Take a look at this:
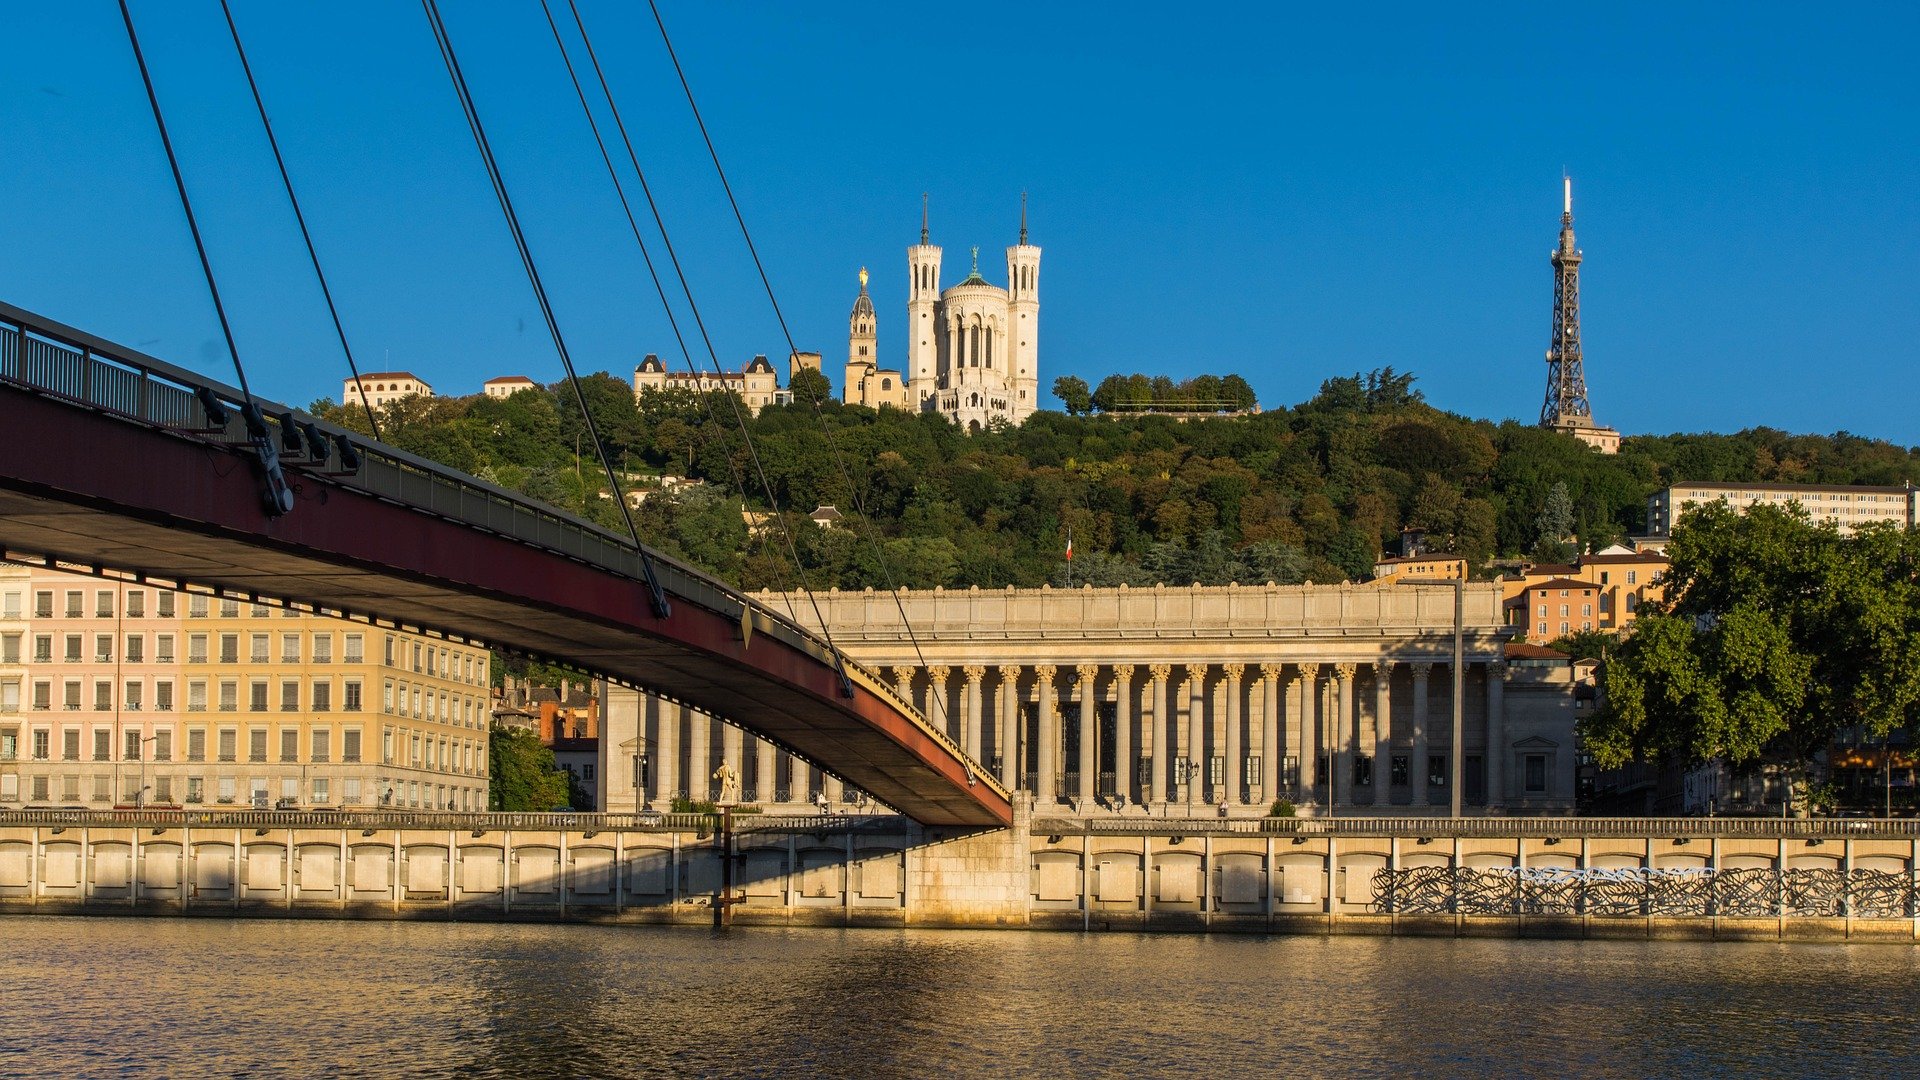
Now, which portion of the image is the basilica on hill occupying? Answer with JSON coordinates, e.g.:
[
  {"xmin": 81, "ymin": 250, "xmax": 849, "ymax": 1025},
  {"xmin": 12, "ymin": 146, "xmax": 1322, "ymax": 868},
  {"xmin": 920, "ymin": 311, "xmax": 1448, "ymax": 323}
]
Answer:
[{"xmin": 843, "ymin": 197, "xmax": 1041, "ymax": 432}]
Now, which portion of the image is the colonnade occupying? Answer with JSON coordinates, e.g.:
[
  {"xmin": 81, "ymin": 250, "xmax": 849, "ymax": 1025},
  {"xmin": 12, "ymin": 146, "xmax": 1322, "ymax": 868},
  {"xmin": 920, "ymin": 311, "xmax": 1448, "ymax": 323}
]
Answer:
[{"xmin": 631, "ymin": 659, "xmax": 1512, "ymax": 815}]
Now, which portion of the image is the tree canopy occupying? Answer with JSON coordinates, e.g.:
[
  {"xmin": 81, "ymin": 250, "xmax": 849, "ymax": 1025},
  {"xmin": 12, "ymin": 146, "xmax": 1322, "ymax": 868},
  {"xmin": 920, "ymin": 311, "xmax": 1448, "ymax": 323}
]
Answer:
[
  {"xmin": 310, "ymin": 369, "xmax": 1920, "ymax": 597},
  {"xmin": 1584, "ymin": 503, "xmax": 1920, "ymax": 774}
]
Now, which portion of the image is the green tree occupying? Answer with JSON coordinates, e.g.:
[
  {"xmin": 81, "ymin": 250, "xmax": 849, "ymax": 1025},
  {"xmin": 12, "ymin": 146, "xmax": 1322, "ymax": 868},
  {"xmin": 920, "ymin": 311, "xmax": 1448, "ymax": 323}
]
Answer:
[
  {"xmin": 1532, "ymin": 481, "xmax": 1576, "ymax": 562},
  {"xmin": 1584, "ymin": 504, "xmax": 1920, "ymax": 785},
  {"xmin": 788, "ymin": 366, "xmax": 833, "ymax": 407},
  {"xmin": 489, "ymin": 728, "xmax": 575, "ymax": 811},
  {"xmin": 1052, "ymin": 375, "xmax": 1092, "ymax": 416}
]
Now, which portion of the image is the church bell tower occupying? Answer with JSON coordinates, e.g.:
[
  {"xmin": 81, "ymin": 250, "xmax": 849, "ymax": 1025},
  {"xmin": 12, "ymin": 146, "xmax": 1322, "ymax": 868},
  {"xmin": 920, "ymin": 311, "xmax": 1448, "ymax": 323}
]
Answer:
[{"xmin": 906, "ymin": 194, "xmax": 942, "ymax": 411}]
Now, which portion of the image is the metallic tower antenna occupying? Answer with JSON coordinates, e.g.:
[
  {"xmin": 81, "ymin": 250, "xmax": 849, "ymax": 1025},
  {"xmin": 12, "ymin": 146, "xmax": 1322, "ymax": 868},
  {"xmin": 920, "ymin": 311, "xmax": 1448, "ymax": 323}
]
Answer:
[{"xmin": 1540, "ymin": 175, "xmax": 1594, "ymax": 428}]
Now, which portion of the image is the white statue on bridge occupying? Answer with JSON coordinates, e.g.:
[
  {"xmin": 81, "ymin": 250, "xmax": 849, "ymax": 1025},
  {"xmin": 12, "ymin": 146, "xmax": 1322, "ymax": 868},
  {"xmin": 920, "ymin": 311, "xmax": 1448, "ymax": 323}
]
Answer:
[{"xmin": 713, "ymin": 763, "xmax": 740, "ymax": 805}]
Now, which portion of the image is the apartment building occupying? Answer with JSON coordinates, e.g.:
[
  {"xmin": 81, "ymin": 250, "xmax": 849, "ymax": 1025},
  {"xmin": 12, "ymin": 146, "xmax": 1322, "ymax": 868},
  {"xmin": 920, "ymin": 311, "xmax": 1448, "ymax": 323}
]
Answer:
[
  {"xmin": 1501, "ymin": 544, "xmax": 1669, "ymax": 639},
  {"xmin": 1647, "ymin": 481, "xmax": 1915, "ymax": 537},
  {"xmin": 0, "ymin": 564, "xmax": 489, "ymax": 810}
]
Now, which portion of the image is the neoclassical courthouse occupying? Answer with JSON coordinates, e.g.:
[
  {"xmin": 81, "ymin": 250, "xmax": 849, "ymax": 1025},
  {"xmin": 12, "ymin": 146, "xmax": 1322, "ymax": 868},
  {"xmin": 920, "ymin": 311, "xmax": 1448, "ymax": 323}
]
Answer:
[
  {"xmin": 843, "ymin": 201, "xmax": 1041, "ymax": 431},
  {"xmin": 600, "ymin": 582, "xmax": 1580, "ymax": 817}
]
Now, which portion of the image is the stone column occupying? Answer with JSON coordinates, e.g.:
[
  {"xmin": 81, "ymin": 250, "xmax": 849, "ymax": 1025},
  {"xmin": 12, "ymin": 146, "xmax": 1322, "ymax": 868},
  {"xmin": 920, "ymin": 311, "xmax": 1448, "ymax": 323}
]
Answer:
[
  {"xmin": 1410, "ymin": 663, "xmax": 1432, "ymax": 809},
  {"xmin": 997, "ymin": 665, "xmax": 1020, "ymax": 790},
  {"xmin": 1332, "ymin": 665, "xmax": 1356, "ymax": 809},
  {"xmin": 823, "ymin": 772, "xmax": 843, "ymax": 807},
  {"xmin": 1034, "ymin": 665, "xmax": 1058, "ymax": 806},
  {"xmin": 788, "ymin": 754, "xmax": 809, "ymax": 804},
  {"xmin": 1260, "ymin": 664, "xmax": 1282, "ymax": 804},
  {"xmin": 1077, "ymin": 664, "xmax": 1098, "ymax": 808},
  {"xmin": 962, "ymin": 666, "xmax": 985, "ymax": 765},
  {"xmin": 1487, "ymin": 661, "xmax": 1508, "ymax": 811},
  {"xmin": 893, "ymin": 666, "xmax": 913, "ymax": 705},
  {"xmin": 1222, "ymin": 664, "xmax": 1244, "ymax": 807},
  {"xmin": 721, "ymin": 722, "xmax": 743, "ymax": 802},
  {"xmin": 755, "ymin": 738, "xmax": 775, "ymax": 804},
  {"xmin": 1186, "ymin": 668, "xmax": 1206, "ymax": 810},
  {"xmin": 1149, "ymin": 664, "xmax": 1171, "ymax": 807},
  {"xmin": 688, "ymin": 711, "xmax": 711, "ymax": 801},
  {"xmin": 1295, "ymin": 665, "xmax": 1319, "ymax": 801},
  {"xmin": 925, "ymin": 665, "xmax": 951, "ymax": 740},
  {"xmin": 1373, "ymin": 661, "xmax": 1393, "ymax": 809},
  {"xmin": 657, "ymin": 699, "xmax": 680, "ymax": 800},
  {"xmin": 1113, "ymin": 664, "xmax": 1136, "ymax": 807}
]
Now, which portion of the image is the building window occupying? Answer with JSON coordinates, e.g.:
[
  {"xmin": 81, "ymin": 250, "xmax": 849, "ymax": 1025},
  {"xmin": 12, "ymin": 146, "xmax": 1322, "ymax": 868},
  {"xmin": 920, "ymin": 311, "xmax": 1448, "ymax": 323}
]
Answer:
[
  {"xmin": 65, "ymin": 591, "xmax": 82, "ymax": 618},
  {"xmin": 281, "ymin": 728, "xmax": 298, "ymax": 763},
  {"xmin": 313, "ymin": 682, "xmax": 332, "ymax": 713},
  {"xmin": 95, "ymin": 635, "xmax": 113, "ymax": 663},
  {"xmin": 312, "ymin": 728, "xmax": 331, "ymax": 764},
  {"xmin": 156, "ymin": 593, "xmax": 175, "ymax": 618},
  {"xmin": 1626, "ymin": 571, "xmax": 1638, "ymax": 585},
  {"xmin": 250, "ymin": 634, "xmax": 269, "ymax": 663},
  {"xmin": 282, "ymin": 634, "xmax": 300, "ymax": 664},
  {"xmin": 188, "ymin": 729, "xmax": 206, "ymax": 762},
  {"xmin": 34, "ymin": 591, "xmax": 53, "ymax": 619},
  {"xmin": 125, "ymin": 635, "xmax": 144, "ymax": 663},
  {"xmin": 315, "ymin": 634, "xmax": 335, "ymax": 664},
  {"xmin": 155, "ymin": 682, "xmax": 174, "ymax": 712},
  {"xmin": 219, "ymin": 635, "xmax": 238, "ymax": 664},
  {"xmin": 248, "ymin": 682, "xmax": 267, "ymax": 712},
  {"xmin": 249, "ymin": 728, "xmax": 268, "ymax": 763},
  {"xmin": 1524, "ymin": 754, "xmax": 1548, "ymax": 794},
  {"xmin": 1427, "ymin": 755, "xmax": 1447, "ymax": 787},
  {"xmin": 189, "ymin": 595, "xmax": 208, "ymax": 618},
  {"xmin": 126, "ymin": 590, "xmax": 145, "ymax": 618},
  {"xmin": 343, "ymin": 728, "xmax": 362, "ymax": 764},
  {"xmin": 344, "ymin": 681, "xmax": 363, "ymax": 712},
  {"xmin": 95, "ymin": 590, "xmax": 114, "ymax": 618},
  {"xmin": 344, "ymin": 634, "xmax": 362, "ymax": 664},
  {"xmin": 280, "ymin": 681, "xmax": 299, "ymax": 712},
  {"xmin": 93, "ymin": 728, "xmax": 111, "ymax": 761}
]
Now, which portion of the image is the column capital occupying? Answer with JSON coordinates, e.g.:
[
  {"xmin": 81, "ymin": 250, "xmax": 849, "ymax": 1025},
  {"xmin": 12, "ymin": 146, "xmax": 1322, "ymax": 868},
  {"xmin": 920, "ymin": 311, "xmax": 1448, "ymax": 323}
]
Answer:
[
  {"xmin": 1034, "ymin": 664, "xmax": 1057, "ymax": 683},
  {"xmin": 1260, "ymin": 662, "xmax": 1284, "ymax": 682},
  {"xmin": 1410, "ymin": 662, "xmax": 1434, "ymax": 679},
  {"xmin": 1333, "ymin": 663, "xmax": 1357, "ymax": 681},
  {"xmin": 926, "ymin": 664, "xmax": 950, "ymax": 680},
  {"xmin": 1294, "ymin": 662, "xmax": 1321, "ymax": 683},
  {"xmin": 1149, "ymin": 663, "xmax": 1173, "ymax": 681},
  {"xmin": 963, "ymin": 665, "xmax": 986, "ymax": 682},
  {"xmin": 995, "ymin": 663, "xmax": 1020, "ymax": 680},
  {"xmin": 1221, "ymin": 662, "xmax": 1245, "ymax": 680},
  {"xmin": 1113, "ymin": 663, "xmax": 1137, "ymax": 680},
  {"xmin": 1371, "ymin": 659, "xmax": 1394, "ymax": 677},
  {"xmin": 1489, "ymin": 660, "xmax": 1511, "ymax": 680},
  {"xmin": 1075, "ymin": 663, "xmax": 1099, "ymax": 684}
]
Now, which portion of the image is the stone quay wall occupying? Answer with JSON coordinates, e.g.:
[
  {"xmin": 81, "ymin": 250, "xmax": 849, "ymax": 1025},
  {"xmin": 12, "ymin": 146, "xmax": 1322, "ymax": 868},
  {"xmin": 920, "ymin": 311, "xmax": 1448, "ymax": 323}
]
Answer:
[{"xmin": 1, "ymin": 806, "xmax": 1916, "ymax": 942}]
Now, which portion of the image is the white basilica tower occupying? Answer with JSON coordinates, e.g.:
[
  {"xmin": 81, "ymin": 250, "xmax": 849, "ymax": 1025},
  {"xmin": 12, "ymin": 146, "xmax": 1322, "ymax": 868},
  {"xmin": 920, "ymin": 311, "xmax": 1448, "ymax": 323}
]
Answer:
[{"xmin": 901, "ymin": 195, "xmax": 1040, "ymax": 431}]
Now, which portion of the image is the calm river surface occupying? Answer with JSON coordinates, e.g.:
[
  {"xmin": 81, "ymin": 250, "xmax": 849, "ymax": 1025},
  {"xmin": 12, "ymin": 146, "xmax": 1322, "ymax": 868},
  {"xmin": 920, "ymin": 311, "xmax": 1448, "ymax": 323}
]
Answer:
[{"xmin": 0, "ymin": 918, "xmax": 1913, "ymax": 1077}]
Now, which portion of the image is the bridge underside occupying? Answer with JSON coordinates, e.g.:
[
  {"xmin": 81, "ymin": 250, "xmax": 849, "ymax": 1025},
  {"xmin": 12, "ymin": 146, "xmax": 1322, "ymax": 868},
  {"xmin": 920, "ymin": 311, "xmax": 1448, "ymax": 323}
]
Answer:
[{"xmin": 0, "ymin": 385, "xmax": 1008, "ymax": 826}]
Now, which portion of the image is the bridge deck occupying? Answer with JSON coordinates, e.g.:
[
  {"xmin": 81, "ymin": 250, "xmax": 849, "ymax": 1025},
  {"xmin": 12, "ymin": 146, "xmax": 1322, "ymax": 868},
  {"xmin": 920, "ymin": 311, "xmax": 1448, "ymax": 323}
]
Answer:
[{"xmin": 0, "ymin": 302, "xmax": 1009, "ymax": 827}]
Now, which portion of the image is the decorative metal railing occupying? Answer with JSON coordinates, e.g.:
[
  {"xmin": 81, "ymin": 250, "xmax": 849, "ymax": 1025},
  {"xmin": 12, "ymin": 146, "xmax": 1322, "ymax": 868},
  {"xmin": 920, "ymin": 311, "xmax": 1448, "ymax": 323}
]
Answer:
[
  {"xmin": 1033, "ymin": 815, "xmax": 1920, "ymax": 840},
  {"xmin": 0, "ymin": 808, "xmax": 907, "ymax": 833}
]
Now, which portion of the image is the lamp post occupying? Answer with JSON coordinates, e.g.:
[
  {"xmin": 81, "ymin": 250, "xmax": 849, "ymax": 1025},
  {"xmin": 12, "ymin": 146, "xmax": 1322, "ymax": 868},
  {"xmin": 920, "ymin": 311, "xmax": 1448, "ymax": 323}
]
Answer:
[
  {"xmin": 621, "ymin": 736, "xmax": 651, "ymax": 813},
  {"xmin": 1400, "ymin": 577, "xmax": 1466, "ymax": 818},
  {"xmin": 136, "ymin": 734, "xmax": 159, "ymax": 809}
]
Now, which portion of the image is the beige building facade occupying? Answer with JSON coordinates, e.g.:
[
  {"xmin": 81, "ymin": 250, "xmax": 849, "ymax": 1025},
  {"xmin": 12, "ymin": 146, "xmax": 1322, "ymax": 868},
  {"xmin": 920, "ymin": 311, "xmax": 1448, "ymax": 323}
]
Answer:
[
  {"xmin": 0, "ymin": 565, "xmax": 488, "ymax": 811},
  {"xmin": 341, "ymin": 371, "xmax": 432, "ymax": 409},
  {"xmin": 482, "ymin": 375, "xmax": 536, "ymax": 399},
  {"xmin": 1647, "ymin": 481, "xmax": 1916, "ymax": 537},
  {"xmin": 600, "ymin": 582, "xmax": 1578, "ymax": 817},
  {"xmin": 632, "ymin": 354, "xmax": 784, "ymax": 416}
]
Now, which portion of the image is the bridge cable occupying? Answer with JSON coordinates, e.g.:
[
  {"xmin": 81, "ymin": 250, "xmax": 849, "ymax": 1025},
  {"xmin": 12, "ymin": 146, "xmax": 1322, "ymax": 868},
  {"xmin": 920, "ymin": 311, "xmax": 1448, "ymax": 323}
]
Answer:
[
  {"xmin": 634, "ymin": 1, "xmax": 964, "ymax": 752},
  {"xmin": 418, "ymin": 0, "xmax": 670, "ymax": 619},
  {"xmin": 559, "ymin": 0, "xmax": 852, "ymax": 687},
  {"xmin": 216, "ymin": 0, "xmax": 383, "ymax": 444},
  {"xmin": 533, "ymin": 0, "xmax": 799, "ymax": 613},
  {"xmin": 118, "ymin": 0, "xmax": 295, "ymax": 517}
]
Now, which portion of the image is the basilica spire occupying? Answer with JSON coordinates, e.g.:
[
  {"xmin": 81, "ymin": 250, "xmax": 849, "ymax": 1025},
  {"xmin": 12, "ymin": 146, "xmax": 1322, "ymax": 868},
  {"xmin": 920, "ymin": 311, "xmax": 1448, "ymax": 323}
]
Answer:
[
  {"xmin": 1019, "ymin": 190, "xmax": 1028, "ymax": 245},
  {"xmin": 921, "ymin": 192, "xmax": 929, "ymax": 245}
]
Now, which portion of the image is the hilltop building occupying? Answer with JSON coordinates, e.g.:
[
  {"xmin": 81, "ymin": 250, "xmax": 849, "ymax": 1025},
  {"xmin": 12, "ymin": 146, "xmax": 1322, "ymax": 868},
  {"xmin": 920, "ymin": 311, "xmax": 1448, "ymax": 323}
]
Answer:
[
  {"xmin": 1646, "ymin": 481, "xmax": 1917, "ymax": 538},
  {"xmin": 342, "ymin": 371, "xmax": 432, "ymax": 409},
  {"xmin": 1539, "ymin": 178, "xmax": 1620, "ymax": 454},
  {"xmin": 483, "ymin": 375, "xmax": 537, "ymax": 399},
  {"xmin": 845, "ymin": 196, "xmax": 1041, "ymax": 431},
  {"xmin": 632, "ymin": 354, "xmax": 788, "ymax": 416}
]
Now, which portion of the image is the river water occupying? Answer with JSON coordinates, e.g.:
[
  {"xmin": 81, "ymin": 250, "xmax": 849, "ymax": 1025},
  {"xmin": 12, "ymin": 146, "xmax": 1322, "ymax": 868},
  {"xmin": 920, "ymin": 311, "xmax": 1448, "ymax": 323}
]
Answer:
[{"xmin": 0, "ymin": 918, "xmax": 1912, "ymax": 1077}]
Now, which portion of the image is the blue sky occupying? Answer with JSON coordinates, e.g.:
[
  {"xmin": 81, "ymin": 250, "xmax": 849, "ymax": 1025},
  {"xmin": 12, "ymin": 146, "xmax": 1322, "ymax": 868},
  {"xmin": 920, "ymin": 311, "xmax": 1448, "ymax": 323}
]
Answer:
[{"xmin": 3, "ymin": 3, "xmax": 1916, "ymax": 442}]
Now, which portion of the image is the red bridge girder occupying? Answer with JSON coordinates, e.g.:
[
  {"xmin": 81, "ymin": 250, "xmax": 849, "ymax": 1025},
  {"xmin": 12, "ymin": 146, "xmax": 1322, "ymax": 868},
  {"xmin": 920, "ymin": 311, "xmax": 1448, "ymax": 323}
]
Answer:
[{"xmin": 0, "ymin": 384, "xmax": 1009, "ymax": 827}]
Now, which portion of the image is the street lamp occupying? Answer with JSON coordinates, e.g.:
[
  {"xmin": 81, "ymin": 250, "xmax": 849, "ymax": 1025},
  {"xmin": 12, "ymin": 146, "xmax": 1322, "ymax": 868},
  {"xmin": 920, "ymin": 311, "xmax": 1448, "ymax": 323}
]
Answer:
[
  {"xmin": 136, "ymin": 734, "xmax": 160, "ymax": 809},
  {"xmin": 1399, "ymin": 577, "xmax": 1466, "ymax": 818},
  {"xmin": 621, "ymin": 736, "xmax": 651, "ymax": 813}
]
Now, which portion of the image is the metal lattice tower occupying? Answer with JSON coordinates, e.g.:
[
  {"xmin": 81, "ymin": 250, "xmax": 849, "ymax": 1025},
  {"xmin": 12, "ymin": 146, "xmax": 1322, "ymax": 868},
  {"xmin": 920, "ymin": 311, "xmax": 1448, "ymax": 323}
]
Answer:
[{"xmin": 1540, "ymin": 176, "xmax": 1593, "ymax": 428}]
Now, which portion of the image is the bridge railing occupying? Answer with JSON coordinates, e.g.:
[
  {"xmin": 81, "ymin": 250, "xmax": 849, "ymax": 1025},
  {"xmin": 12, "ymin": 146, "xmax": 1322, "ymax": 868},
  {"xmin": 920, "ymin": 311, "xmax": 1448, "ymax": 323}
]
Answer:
[
  {"xmin": 1031, "ymin": 815, "xmax": 1920, "ymax": 840},
  {"xmin": 0, "ymin": 300, "xmax": 1008, "ymax": 806}
]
